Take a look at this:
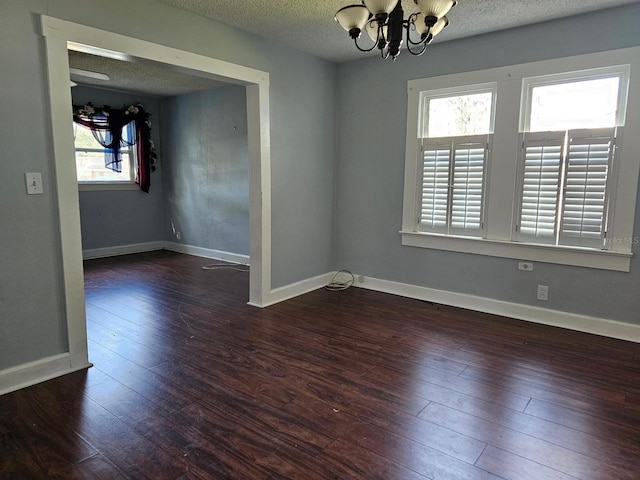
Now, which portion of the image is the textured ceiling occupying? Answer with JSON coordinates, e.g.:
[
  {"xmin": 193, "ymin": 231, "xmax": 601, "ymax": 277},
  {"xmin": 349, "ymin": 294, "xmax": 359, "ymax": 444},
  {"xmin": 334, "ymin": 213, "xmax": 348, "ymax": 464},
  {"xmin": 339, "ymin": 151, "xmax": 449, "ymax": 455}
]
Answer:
[
  {"xmin": 68, "ymin": 51, "xmax": 227, "ymax": 97},
  {"xmin": 158, "ymin": 0, "xmax": 640, "ymax": 63},
  {"xmin": 69, "ymin": 0, "xmax": 639, "ymax": 97}
]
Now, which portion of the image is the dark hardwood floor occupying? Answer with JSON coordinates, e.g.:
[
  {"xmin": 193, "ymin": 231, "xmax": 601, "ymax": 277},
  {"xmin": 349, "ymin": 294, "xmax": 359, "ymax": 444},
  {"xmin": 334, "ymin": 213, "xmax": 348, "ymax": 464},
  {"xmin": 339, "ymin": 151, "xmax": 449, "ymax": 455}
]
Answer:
[{"xmin": 2, "ymin": 250, "xmax": 640, "ymax": 479}]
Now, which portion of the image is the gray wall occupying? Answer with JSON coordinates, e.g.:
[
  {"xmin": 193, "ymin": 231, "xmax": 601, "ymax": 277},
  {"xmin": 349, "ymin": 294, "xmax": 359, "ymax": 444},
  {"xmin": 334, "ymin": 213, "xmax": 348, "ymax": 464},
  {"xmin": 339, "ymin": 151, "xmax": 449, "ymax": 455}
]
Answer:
[
  {"xmin": 2, "ymin": 0, "xmax": 639, "ymax": 376},
  {"xmin": 0, "ymin": 0, "xmax": 336, "ymax": 371},
  {"xmin": 161, "ymin": 86, "xmax": 249, "ymax": 255},
  {"xmin": 0, "ymin": 1, "xmax": 68, "ymax": 369},
  {"xmin": 333, "ymin": 4, "xmax": 640, "ymax": 324},
  {"xmin": 71, "ymin": 86, "xmax": 164, "ymax": 250}
]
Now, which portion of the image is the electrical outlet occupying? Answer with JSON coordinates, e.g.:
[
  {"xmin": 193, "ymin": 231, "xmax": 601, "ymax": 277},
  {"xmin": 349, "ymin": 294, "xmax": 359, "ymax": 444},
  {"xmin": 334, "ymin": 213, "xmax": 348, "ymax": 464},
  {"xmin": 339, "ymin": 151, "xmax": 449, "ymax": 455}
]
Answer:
[
  {"xmin": 518, "ymin": 262, "xmax": 533, "ymax": 271},
  {"xmin": 176, "ymin": 231, "xmax": 181, "ymax": 240},
  {"xmin": 537, "ymin": 285, "xmax": 549, "ymax": 301}
]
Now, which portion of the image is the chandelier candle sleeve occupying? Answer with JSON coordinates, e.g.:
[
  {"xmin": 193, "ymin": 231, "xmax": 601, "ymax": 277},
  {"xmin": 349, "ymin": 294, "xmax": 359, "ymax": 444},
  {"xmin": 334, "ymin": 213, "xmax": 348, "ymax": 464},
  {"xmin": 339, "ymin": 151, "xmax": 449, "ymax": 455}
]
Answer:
[{"xmin": 334, "ymin": 0, "xmax": 457, "ymax": 60}]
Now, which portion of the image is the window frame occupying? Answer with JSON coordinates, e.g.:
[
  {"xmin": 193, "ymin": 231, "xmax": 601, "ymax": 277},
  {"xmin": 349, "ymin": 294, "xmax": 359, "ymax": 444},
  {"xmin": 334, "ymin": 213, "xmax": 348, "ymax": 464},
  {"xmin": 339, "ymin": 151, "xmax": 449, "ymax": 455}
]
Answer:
[
  {"xmin": 402, "ymin": 46, "xmax": 640, "ymax": 272},
  {"xmin": 414, "ymin": 83, "xmax": 496, "ymax": 238},
  {"xmin": 73, "ymin": 120, "xmax": 139, "ymax": 191},
  {"xmin": 514, "ymin": 66, "xmax": 630, "ymax": 250}
]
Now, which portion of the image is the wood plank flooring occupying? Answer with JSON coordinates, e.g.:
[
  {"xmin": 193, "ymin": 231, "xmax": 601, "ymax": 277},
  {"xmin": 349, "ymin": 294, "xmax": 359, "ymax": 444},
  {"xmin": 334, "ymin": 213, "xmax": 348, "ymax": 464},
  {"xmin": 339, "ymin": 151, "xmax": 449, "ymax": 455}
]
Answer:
[{"xmin": 2, "ymin": 250, "xmax": 640, "ymax": 479}]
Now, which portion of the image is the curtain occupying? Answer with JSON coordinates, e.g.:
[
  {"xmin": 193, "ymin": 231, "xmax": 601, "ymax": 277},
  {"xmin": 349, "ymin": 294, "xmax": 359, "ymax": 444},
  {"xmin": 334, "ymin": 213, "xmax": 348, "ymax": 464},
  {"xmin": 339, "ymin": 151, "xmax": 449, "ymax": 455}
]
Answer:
[{"xmin": 73, "ymin": 103, "xmax": 157, "ymax": 192}]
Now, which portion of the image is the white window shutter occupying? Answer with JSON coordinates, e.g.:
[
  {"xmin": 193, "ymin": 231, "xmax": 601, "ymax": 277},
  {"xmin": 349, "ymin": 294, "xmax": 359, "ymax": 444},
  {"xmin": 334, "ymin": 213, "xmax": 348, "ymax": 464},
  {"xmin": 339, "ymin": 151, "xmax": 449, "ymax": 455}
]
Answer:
[
  {"xmin": 419, "ymin": 141, "xmax": 451, "ymax": 232},
  {"xmin": 419, "ymin": 136, "xmax": 488, "ymax": 236},
  {"xmin": 516, "ymin": 132, "xmax": 564, "ymax": 243},
  {"xmin": 559, "ymin": 128, "xmax": 616, "ymax": 248},
  {"xmin": 450, "ymin": 137, "xmax": 487, "ymax": 233}
]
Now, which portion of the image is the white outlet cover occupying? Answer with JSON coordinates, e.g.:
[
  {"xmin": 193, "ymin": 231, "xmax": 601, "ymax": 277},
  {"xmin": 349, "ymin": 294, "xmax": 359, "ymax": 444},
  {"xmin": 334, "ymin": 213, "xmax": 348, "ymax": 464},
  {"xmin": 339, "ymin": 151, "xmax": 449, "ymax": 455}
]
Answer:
[
  {"xmin": 25, "ymin": 172, "xmax": 43, "ymax": 195},
  {"xmin": 537, "ymin": 285, "xmax": 549, "ymax": 301}
]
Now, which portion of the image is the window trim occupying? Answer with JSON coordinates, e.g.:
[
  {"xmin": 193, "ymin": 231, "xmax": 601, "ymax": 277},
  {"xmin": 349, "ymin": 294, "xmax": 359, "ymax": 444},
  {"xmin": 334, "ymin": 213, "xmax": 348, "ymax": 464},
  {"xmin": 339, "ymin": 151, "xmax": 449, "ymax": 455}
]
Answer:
[
  {"xmin": 402, "ymin": 46, "xmax": 640, "ymax": 272},
  {"xmin": 78, "ymin": 183, "xmax": 140, "ymax": 192},
  {"xmin": 400, "ymin": 230, "xmax": 633, "ymax": 272}
]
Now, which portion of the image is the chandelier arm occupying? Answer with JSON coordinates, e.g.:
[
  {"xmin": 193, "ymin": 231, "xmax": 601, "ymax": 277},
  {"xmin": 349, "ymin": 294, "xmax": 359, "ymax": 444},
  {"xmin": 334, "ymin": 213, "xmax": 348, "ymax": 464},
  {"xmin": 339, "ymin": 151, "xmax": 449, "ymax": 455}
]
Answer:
[
  {"xmin": 353, "ymin": 36, "xmax": 378, "ymax": 53},
  {"xmin": 378, "ymin": 20, "xmax": 388, "ymax": 45},
  {"xmin": 407, "ymin": 42, "xmax": 428, "ymax": 57},
  {"xmin": 404, "ymin": 20, "xmax": 431, "ymax": 46}
]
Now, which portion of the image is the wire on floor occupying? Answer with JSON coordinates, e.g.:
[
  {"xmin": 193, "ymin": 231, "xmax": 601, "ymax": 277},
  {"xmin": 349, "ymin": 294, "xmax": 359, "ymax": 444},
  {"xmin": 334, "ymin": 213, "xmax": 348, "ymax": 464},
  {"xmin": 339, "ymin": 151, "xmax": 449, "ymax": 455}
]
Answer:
[
  {"xmin": 202, "ymin": 263, "xmax": 250, "ymax": 272},
  {"xmin": 325, "ymin": 270, "xmax": 354, "ymax": 291}
]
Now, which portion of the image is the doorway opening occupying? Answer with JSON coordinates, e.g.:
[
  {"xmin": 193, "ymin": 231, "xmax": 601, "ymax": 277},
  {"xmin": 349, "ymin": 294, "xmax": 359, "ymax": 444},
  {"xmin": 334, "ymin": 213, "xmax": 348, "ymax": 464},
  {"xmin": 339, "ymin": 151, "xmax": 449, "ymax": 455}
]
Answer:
[{"xmin": 41, "ymin": 16, "xmax": 272, "ymax": 372}]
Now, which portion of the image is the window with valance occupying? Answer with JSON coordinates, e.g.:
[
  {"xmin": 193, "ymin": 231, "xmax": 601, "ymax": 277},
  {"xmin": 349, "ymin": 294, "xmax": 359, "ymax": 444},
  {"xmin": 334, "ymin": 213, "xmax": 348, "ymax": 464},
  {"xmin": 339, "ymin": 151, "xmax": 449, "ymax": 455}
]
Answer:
[{"xmin": 73, "ymin": 102, "xmax": 157, "ymax": 192}]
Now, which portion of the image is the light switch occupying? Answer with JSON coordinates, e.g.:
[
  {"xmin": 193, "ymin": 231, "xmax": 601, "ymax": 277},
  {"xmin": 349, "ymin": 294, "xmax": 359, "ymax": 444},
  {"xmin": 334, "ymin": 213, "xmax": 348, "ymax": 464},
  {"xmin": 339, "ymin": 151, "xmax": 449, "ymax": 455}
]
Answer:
[{"xmin": 25, "ymin": 173, "xmax": 44, "ymax": 195}]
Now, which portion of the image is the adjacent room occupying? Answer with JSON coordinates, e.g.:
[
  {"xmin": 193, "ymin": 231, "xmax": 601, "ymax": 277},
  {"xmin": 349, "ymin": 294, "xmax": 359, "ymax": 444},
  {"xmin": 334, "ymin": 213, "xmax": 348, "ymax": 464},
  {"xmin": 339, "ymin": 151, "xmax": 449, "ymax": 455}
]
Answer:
[{"xmin": 2, "ymin": 1, "xmax": 640, "ymax": 478}]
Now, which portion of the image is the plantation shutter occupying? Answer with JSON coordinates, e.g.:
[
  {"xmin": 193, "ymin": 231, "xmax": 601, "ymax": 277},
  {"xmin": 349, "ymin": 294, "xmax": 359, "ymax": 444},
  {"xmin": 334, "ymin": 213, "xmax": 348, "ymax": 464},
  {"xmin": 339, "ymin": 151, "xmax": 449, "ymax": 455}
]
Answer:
[
  {"xmin": 559, "ymin": 128, "xmax": 616, "ymax": 248},
  {"xmin": 516, "ymin": 132, "xmax": 564, "ymax": 243},
  {"xmin": 419, "ymin": 136, "xmax": 488, "ymax": 236},
  {"xmin": 450, "ymin": 137, "xmax": 487, "ymax": 234},
  {"xmin": 419, "ymin": 140, "xmax": 451, "ymax": 232}
]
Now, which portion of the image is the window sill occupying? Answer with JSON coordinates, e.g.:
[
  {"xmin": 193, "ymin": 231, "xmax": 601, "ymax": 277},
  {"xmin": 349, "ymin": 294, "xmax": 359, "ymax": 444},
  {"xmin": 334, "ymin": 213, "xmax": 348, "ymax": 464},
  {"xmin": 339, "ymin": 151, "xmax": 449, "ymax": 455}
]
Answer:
[
  {"xmin": 400, "ymin": 230, "xmax": 633, "ymax": 272},
  {"xmin": 78, "ymin": 183, "xmax": 139, "ymax": 192}
]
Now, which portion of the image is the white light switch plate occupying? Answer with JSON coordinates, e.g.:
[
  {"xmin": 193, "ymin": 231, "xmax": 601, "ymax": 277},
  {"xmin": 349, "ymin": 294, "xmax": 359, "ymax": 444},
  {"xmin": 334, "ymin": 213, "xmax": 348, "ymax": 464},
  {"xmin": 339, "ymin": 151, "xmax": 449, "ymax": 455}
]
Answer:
[{"xmin": 25, "ymin": 173, "xmax": 43, "ymax": 195}]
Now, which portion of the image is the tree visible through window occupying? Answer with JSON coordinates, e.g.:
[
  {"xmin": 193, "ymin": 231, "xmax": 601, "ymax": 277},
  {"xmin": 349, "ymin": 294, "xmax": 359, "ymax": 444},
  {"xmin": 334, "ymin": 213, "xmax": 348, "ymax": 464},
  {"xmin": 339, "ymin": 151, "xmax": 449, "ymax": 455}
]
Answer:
[{"xmin": 424, "ymin": 91, "xmax": 493, "ymax": 138}]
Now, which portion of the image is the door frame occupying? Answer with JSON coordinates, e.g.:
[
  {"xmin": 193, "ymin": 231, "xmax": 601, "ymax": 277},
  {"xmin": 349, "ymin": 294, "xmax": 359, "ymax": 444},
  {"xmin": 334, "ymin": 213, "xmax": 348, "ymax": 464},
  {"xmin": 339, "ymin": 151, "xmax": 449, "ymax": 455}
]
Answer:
[{"xmin": 41, "ymin": 15, "xmax": 272, "ymax": 370}]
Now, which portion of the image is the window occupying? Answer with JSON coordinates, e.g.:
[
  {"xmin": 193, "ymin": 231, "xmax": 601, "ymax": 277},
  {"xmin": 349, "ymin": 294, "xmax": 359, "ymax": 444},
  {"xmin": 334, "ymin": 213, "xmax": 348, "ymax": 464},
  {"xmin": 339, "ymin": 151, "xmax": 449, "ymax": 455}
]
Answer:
[
  {"xmin": 402, "ymin": 47, "xmax": 640, "ymax": 271},
  {"xmin": 72, "ymin": 102, "xmax": 156, "ymax": 192},
  {"xmin": 74, "ymin": 120, "xmax": 137, "ymax": 184},
  {"xmin": 520, "ymin": 68, "xmax": 628, "ymax": 133},
  {"xmin": 515, "ymin": 67, "xmax": 629, "ymax": 249},
  {"xmin": 416, "ymin": 84, "xmax": 495, "ymax": 236}
]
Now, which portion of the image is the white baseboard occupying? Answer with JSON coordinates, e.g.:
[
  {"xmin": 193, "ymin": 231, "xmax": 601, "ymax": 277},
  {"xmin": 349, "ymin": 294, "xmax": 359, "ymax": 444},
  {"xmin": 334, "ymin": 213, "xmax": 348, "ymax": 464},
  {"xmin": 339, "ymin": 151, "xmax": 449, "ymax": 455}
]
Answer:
[
  {"xmin": 163, "ymin": 242, "xmax": 250, "ymax": 265},
  {"xmin": 353, "ymin": 275, "xmax": 640, "ymax": 343},
  {"xmin": 78, "ymin": 240, "xmax": 640, "ymax": 342},
  {"xmin": 82, "ymin": 241, "xmax": 164, "ymax": 260},
  {"xmin": 260, "ymin": 272, "xmax": 335, "ymax": 308},
  {"xmin": 0, "ymin": 353, "xmax": 92, "ymax": 396},
  {"xmin": 82, "ymin": 241, "xmax": 250, "ymax": 265}
]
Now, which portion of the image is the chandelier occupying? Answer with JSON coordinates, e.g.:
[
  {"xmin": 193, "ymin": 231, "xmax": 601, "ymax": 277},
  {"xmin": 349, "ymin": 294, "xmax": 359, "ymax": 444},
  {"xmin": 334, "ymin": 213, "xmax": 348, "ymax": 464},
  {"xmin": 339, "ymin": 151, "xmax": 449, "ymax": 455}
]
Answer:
[{"xmin": 335, "ymin": 0, "xmax": 457, "ymax": 60}]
